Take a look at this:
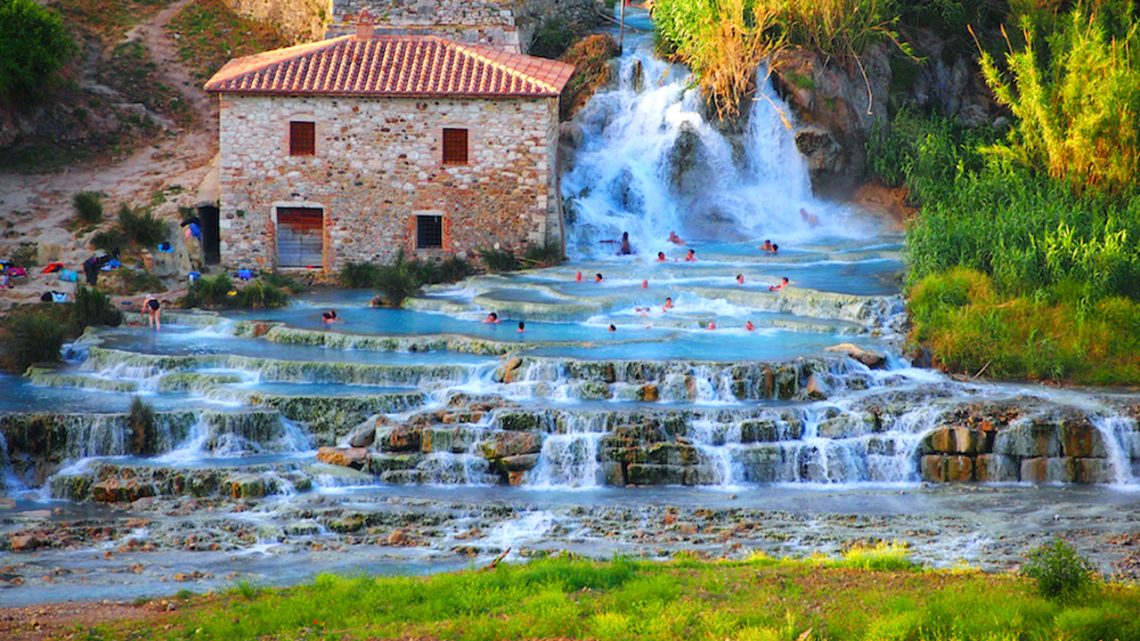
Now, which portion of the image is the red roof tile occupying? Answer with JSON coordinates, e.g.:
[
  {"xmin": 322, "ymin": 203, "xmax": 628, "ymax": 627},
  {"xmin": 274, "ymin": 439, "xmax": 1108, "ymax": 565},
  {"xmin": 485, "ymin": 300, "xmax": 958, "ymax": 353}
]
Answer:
[{"xmin": 205, "ymin": 34, "xmax": 575, "ymax": 98}]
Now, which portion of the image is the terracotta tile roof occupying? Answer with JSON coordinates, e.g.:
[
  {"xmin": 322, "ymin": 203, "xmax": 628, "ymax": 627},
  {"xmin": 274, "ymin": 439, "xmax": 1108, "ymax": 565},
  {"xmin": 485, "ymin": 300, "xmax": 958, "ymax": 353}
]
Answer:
[{"xmin": 205, "ymin": 34, "xmax": 575, "ymax": 98}]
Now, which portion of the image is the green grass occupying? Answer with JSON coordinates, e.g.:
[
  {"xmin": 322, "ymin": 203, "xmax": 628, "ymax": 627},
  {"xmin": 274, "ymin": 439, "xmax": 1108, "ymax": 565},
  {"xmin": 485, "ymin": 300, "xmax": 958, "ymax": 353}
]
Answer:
[
  {"xmin": 91, "ymin": 555, "xmax": 1140, "ymax": 641},
  {"xmin": 167, "ymin": 0, "xmax": 290, "ymax": 84}
]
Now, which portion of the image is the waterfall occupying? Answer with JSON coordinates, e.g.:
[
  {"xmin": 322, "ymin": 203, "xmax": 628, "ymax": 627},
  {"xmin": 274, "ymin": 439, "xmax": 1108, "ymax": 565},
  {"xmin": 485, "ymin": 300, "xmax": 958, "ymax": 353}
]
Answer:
[
  {"xmin": 562, "ymin": 40, "xmax": 874, "ymax": 259},
  {"xmin": 526, "ymin": 413, "xmax": 607, "ymax": 489},
  {"xmin": 1092, "ymin": 415, "xmax": 1139, "ymax": 485}
]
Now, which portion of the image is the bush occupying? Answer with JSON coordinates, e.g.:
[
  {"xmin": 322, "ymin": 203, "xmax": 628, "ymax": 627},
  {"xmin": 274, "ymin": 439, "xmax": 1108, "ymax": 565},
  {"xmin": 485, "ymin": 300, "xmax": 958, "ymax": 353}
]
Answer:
[
  {"xmin": 1021, "ymin": 539, "xmax": 1097, "ymax": 601},
  {"xmin": 235, "ymin": 280, "xmax": 287, "ymax": 309},
  {"xmin": 478, "ymin": 247, "xmax": 520, "ymax": 273},
  {"xmin": 73, "ymin": 192, "xmax": 104, "ymax": 225},
  {"xmin": 181, "ymin": 273, "xmax": 289, "ymax": 310},
  {"xmin": 1, "ymin": 310, "xmax": 67, "ymax": 371},
  {"xmin": 258, "ymin": 271, "xmax": 306, "ymax": 294},
  {"xmin": 72, "ymin": 285, "xmax": 123, "ymax": 332},
  {"xmin": 10, "ymin": 242, "xmax": 38, "ymax": 268},
  {"xmin": 374, "ymin": 254, "xmax": 424, "ymax": 308},
  {"xmin": 118, "ymin": 204, "xmax": 167, "ymax": 247},
  {"xmin": 433, "ymin": 256, "xmax": 473, "ymax": 283},
  {"xmin": 0, "ymin": 0, "xmax": 76, "ymax": 105},
  {"xmin": 90, "ymin": 228, "xmax": 128, "ymax": 254},
  {"xmin": 181, "ymin": 273, "xmax": 234, "ymax": 309},
  {"xmin": 339, "ymin": 262, "xmax": 382, "ymax": 289},
  {"xmin": 522, "ymin": 241, "xmax": 564, "ymax": 269},
  {"xmin": 127, "ymin": 396, "xmax": 157, "ymax": 455}
]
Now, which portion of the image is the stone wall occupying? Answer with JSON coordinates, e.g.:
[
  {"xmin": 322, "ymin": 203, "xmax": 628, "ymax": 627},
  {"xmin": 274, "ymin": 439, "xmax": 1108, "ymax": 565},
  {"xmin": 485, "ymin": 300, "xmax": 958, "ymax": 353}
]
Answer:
[
  {"xmin": 217, "ymin": 94, "xmax": 562, "ymax": 271},
  {"xmin": 222, "ymin": 0, "xmax": 332, "ymax": 43},
  {"xmin": 328, "ymin": 0, "xmax": 601, "ymax": 52}
]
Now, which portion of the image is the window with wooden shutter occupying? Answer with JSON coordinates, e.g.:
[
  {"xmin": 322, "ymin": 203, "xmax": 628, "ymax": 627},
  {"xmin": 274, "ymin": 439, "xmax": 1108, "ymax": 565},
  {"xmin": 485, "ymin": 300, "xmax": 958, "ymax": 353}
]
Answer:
[
  {"xmin": 441, "ymin": 128, "xmax": 468, "ymax": 165},
  {"xmin": 416, "ymin": 215, "xmax": 443, "ymax": 249},
  {"xmin": 289, "ymin": 121, "xmax": 316, "ymax": 156}
]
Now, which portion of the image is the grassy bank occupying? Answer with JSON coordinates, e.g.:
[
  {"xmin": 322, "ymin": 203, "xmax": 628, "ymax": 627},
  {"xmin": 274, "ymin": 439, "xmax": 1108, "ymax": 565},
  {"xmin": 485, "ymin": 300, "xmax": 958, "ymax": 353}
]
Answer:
[{"xmin": 87, "ymin": 551, "xmax": 1139, "ymax": 640}]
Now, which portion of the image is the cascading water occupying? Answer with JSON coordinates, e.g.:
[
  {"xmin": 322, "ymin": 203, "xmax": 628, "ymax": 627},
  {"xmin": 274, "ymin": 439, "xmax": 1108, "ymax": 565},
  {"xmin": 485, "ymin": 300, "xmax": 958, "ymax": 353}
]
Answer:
[{"xmin": 562, "ymin": 37, "xmax": 874, "ymax": 258}]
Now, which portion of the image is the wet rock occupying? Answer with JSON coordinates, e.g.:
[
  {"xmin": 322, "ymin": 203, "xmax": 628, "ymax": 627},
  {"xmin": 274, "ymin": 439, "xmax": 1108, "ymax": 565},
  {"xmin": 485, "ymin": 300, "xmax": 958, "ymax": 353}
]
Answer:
[
  {"xmin": 382, "ymin": 425, "xmax": 422, "ymax": 452},
  {"xmin": 825, "ymin": 343, "xmax": 887, "ymax": 369},
  {"xmin": 922, "ymin": 427, "xmax": 978, "ymax": 455},
  {"xmin": 995, "ymin": 422, "xmax": 1062, "ymax": 458},
  {"xmin": 316, "ymin": 447, "xmax": 369, "ymax": 470},
  {"xmin": 817, "ymin": 414, "xmax": 871, "ymax": 439},
  {"xmin": 920, "ymin": 455, "xmax": 973, "ymax": 482},
  {"xmin": 92, "ymin": 478, "xmax": 155, "ymax": 503},
  {"xmin": 346, "ymin": 420, "xmax": 378, "ymax": 448},
  {"xmin": 976, "ymin": 454, "xmax": 1018, "ymax": 482},
  {"xmin": 639, "ymin": 385, "xmax": 660, "ymax": 402},
  {"xmin": 626, "ymin": 463, "xmax": 684, "ymax": 485},
  {"xmin": 422, "ymin": 427, "xmax": 476, "ymax": 454},
  {"xmin": 482, "ymin": 432, "xmax": 542, "ymax": 459},
  {"xmin": 1060, "ymin": 419, "xmax": 1106, "ymax": 458},
  {"xmin": 498, "ymin": 454, "xmax": 540, "ymax": 472},
  {"xmin": 1071, "ymin": 458, "xmax": 1114, "ymax": 484},
  {"xmin": 8, "ymin": 533, "xmax": 44, "ymax": 552},
  {"xmin": 579, "ymin": 381, "xmax": 612, "ymax": 400},
  {"xmin": 1020, "ymin": 457, "xmax": 1068, "ymax": 484},
  {"xmin": 805, "ymin": 374, "xmax": 827, "ymax": 400},
  {"xmin": 645, "ymin": 442, "xmax": 697, "ymax": 466},
  {"xmin": 368, "ymin": 453, "xmax": 421, "ymax": 475},
  {"xmin": 495, "ymin": 411, "xmax": 544, "ymax": 432}
]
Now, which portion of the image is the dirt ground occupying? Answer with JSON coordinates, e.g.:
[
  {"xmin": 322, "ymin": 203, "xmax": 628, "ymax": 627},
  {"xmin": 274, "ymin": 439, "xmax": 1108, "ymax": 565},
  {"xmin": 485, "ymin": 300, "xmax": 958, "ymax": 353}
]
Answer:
[
  {"xmin": 0, "ymin": 0, "xmax": 218, "ymax": 308},
  {"xmin": 0, "ymin": 600, "xmax": 178, "ymax": 641}
]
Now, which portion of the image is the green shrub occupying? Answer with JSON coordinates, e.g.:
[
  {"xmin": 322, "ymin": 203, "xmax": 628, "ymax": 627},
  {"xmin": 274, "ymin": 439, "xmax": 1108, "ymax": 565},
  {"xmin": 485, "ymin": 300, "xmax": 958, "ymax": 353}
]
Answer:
[
  {"xmin": 374, "ymin": 254, "xmax": 423, "ymax": 307},
  {"xmin": 0, "ymin": 0, "xmax": 76, "ymax": 105},
  {"xmin": 117, "ymin": 204, "xmax": 167, "ymax": 246},
  {"xmin": 339, "ymin": 261, "xmax": 382, "ymax": 289},
  {"xmin": 235, "ymin": 280, "xmax": 288, "ymax": 309},
  {"xmin": 434, "ymin": 256, "xmax": 473, "ymax": 283},
  {"xmin": 181, "ymin": 273, "xmax": 234, "ymax": 309},
  {"xmin": 1, "ymin": 310, "xmax": 67, "ymax": 371},
  {"xmin": 115, "ymin": 269, "xmax": 165, "ymax": 296},
  {"xmin": 257, "ymin": 271, "xmax": 306, "ymax": 294},
  {"xmin": 72, "ymin": 285, "xmax": 123, "ymax": 332},
  {"xmin": 90, "ymin": 228, "xmax": 128, "ymax": 254},
  {"xmin": 1021, "ymin": 539, "xmax": 1097, "ymax": 602},
  {"xmin": 10, "ymin": 242, "xmax": 38, "ymax": 269},
  {"xmin": 522, "ymin": 241, "xmax": 564, "ymax": 269},
  {"xmin": 127, "ymin": 396, "xmax": 157, "ymax": 455},
  {"xmin": 478, "ymin": 247, "xmax": 520, "ymax": 273},
  {"xmin": 73, "ymin": 192, "xmax": 104, "ymax": 225},
  {"xmin": 180, "ymin": 273, "xmax": 289, "ymax": 309}
]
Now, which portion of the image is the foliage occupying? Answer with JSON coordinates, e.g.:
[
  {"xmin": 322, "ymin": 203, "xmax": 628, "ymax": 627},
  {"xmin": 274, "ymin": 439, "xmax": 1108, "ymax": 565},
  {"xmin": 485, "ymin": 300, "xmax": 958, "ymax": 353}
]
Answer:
[
  {"xmin": 168, "ymin": 0, "xmax": 289, "ymax": 83},
  {"xmin": 127, "ymin": 395, "xmax": 156, "ymax": 455},
  {"xmin": 257, "ymin": 270, "xmax": 307, "ymax": 295},
  {"xmin": 829, "ymin": 541, "xmax": 918, "ymax": 571},
  {"xmin": 110, "ymin": 268, "xmax": 165, "ymax": 296},
  {"xmin": 182, "ymin": 273, "xmax": 234, "ymax": 308},
  {"xmin": 73, "ymin": 191, "xmax": 105, "ymax": 225},
  {"xmin": 478, "ymin": 247, "xmax": 520, "ymax": 273},
  {"xmin": 1021, "ymin": 538, "xmax": 1098, "ymax": 601},
  {"xmin": 373, "ymin": 253, "xmax": 425, "ymax": 308},
  {"xmin": 180, "ymin": 273, "xmax": 288, "ymax": 310},
  {"xmin": 976, "ymin": 2, "xmax": 1140, "ymax": 195},
  {"xmin": 234, "ymin": 280, "xmax": 288, "ymax": 309},
  {"xmin": 339, "ymin": 262, "xmax": 383, "ymax": 289},
  {"xmin": 559, "ymin": 34, "xmax": 620, "ymax": 120},
  {"xmin": 10, "ymin": 242, "xmax": 39, "ymax": 269},
  {"xmin": 908, "ymin": 268, "xmax": 1140, "ymax": 384},
  {"xmin": 85, "ymin": 555, "xmax": 1140, "ymax": 641},
  {"xmin": 522, "ymin": 240, "xmax": 566, "ymax": 268},
  {"xmin": 529, "ymin": 17, "xmax": 578, "ymax": 59},
  {"xmin": 653, "ymin": 0, "xmax": 907, "ymax": 118},
  {"xmin": 431, "ymin": 256, "xmax": 474, "ymax": 284},
  {"xmin": 72, "ymin": 285, "xmax": 123, "ymax": 332},
  {"xmin": 0, "ymin": 309, "xmax": 67, "ymax": 371},
  {"xmin": 0, "ymin": 0, "xmax": 76, "ymax": 105},
  {"xmin": 117, "ymin": 204, "xmax": 168, "ymax": 247},
  {"xmin": 89, "ymin": 228, "xmax": 128, "ymax": 254}
]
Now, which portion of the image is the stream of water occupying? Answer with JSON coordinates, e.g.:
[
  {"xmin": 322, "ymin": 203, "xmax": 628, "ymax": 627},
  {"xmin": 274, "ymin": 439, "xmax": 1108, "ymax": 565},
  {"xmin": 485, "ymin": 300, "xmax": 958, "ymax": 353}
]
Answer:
[{"xmin": 2, "ymin": 23, "xmax": 1138, "ymax": 605}]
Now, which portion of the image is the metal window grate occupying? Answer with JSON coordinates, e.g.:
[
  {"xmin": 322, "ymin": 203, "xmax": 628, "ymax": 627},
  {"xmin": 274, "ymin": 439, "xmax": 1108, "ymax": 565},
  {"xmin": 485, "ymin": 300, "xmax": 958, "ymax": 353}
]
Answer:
[
  {"xmin": 289, "ymin": 121, "xmax": 315, "ymax": 156},
  {"xmin": 441, "ymin": 128, "xmax": 468, "ymax": 165},
  {"xmin": 416, "ymin": 215, "xmax": 443, "ymax": 249}
]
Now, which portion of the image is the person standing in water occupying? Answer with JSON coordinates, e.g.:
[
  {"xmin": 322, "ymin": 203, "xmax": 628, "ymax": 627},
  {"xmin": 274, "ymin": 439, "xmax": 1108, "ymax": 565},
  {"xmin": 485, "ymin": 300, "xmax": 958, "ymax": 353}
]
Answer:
[
  {"xmin": 619, "ymin": 231, "xmax": 632, "ymax": 256},
  {"xmin": 141, "ymin": 295, "xmax": 162, "ymax": 331}
]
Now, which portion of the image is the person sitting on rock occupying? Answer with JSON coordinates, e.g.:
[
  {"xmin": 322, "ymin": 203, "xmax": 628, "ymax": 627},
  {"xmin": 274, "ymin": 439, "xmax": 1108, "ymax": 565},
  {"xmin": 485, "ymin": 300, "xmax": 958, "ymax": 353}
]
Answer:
[{"xmin": 768, "ymin": 277, "xmax": 790, "ymax": 292}]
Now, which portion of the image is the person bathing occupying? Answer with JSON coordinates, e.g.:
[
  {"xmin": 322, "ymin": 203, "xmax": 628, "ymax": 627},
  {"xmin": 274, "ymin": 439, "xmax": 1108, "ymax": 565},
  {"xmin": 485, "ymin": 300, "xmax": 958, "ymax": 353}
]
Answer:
[
  {"xmin": 768, "ymin": 277, "xmax": 790, "ymax": 292},
  {"xmin": 483, "ymin": 312, "xmax": 500, "ymax": 324}
]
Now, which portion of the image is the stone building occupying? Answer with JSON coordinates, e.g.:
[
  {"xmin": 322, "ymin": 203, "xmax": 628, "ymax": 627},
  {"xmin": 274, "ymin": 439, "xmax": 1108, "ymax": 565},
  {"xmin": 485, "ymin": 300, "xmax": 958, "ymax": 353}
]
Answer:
[{"xmin": 205, "ymin": 24, "xmax": 574, "ymax": 271}]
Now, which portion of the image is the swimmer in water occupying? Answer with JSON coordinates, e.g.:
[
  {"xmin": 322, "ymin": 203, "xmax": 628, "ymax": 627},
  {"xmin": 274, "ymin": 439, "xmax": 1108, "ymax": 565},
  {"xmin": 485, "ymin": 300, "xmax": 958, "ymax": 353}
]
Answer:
[
  {"xmin": 663, "ymin": 296, "xmax": 674, "ymax": 311},
  {"xmin": 483, "ymin": 312, "xmax": 500, "ymax": 324},
  {"xmin": 641, "ymin": 279, "xmax": 648, "ymax": 289},
  {"xmin": 707, "ymin": 320, "xmax": 717, "ymax": 330},
  {"xmin": 745, "ymin": 320, "xmax": 755, "ymax": 331},
  {"xmin": 668, "ymin": 230, "xmax": 684, "ymax": 245},
  {"xmin": 518, "ymin": 321, "xmax": 525, "ymax": 333},
  {"xmin": 608, "ymin": 324, "xmax": 617, "ymax": 332},
  {"xmin": 657, "ymin": 251, "xmax": 666, "ymax": 262},
  {"xmin": 619, "ymin": 231, "xmax": 632, "ymax": 256},
  {"xmin": 595, "ymin": 273, "xmax": 604, "ymax": 283},
  {"xmin": 736, "ymin": 273, "xmax": 745, "ymax": 285},
  {"xmin": 576, "ymin": 271, "xmax": 583, "ymax": 282},
  {"xmin": 684, "ymin": 249, "xmax": 696, "ymax": 262},
  {"xmin": 322, "ymin": 309, "xmax": 339, "ymax": 324},
  {"xmin": 768, "ymin": 277, "xmax": 790, "ymax": 292},
  {"xmin": 760, "ymin": 239, "xmax": 773, "ymax": 252}
]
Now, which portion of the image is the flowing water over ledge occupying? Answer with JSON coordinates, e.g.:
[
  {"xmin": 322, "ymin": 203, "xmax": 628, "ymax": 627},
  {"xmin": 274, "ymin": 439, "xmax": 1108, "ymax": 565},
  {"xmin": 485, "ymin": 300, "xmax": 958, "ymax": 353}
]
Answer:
[{"xmin": 3, "ymin": 33, "xmax": 1140, "ymax": 604}]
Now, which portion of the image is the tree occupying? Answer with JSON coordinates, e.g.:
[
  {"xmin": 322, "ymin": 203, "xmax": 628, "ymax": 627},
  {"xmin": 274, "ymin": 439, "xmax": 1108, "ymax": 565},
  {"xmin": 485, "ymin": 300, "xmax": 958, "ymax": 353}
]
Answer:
[{"xmin": 0, "ymin": 0, "xmax": 76, "ymax": 105}]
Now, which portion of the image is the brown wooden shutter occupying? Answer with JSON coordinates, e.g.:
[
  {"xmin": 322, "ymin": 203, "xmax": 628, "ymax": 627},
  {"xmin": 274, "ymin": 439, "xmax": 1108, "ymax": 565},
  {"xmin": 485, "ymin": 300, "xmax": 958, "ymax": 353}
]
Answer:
[
  {"xmin": 442, "ymin": 128, "xmax": 468, "ymax": 165},
  {"xmin": 290, "ymin": 121, "xmax": 315, "ymax": 156}
]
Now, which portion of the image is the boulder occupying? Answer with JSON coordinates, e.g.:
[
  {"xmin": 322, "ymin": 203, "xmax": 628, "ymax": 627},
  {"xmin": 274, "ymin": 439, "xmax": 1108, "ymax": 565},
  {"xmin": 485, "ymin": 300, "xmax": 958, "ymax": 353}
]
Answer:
[
  {"xmin": 1070, "ymin": 458, "xmax": 1114, "ymax": 484},
  {"xmin": 481, "ymin": 431, "xmax": 541, "ymax": 460},
  {"xmin": 498, "ymin": 454, "xmax": 540, "ymax": 472},
  {"xmin": 645, "ymin": 442, "xmax": 697, "ymax": 466},
  {"xmin": 316, "ymin": 446, "xmax": 369, "ymax": 470},
  {"xmin": 639, "ymin": 384, "xmax": 660, "ymax": 402},
  {"xmin": 626, "ymin": 463, "xmax": 684, "ymax": 486},
  {"xmin": 8, "ymin": 533, "xmax": 44, "ymax": 552},
  {"xmin": 91, "ymin": 477, "xmax": 154, "ymax": 503},
  {"xmin": 920, "ymin": 455, "xmax": 973, "ymax": 482},
  {"xmin": 825, "ymin": 343, "xmax": 887, "ymax": 369},
  {"xmin": 1060, "ymin": 419, "xmax": 1106, "ymax": 458},
  {"xmin": 381, "ymin": 425, "xmax": 422, "ymax": 452},
  {"xmin": 976, "ymin": 454, "xmax": 1018, "ymax": 482},
  {"xmin": 994, "ymin": 422, "xmax": 1061, "ymax": 458},
  {"xmin": 494, "ymin": 356, "xmax": 524, "ymax": 384},
  {"xmin": 1020, "ymin": 457, "xmax": 1067, "ymax": 484},
  {"xmin": 922, "ymin": 427, "xmax": 978, "ymax": 455},
  {"xmin": 347, "ymin": 419, "xmax": 379, "ymax": 448}
]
